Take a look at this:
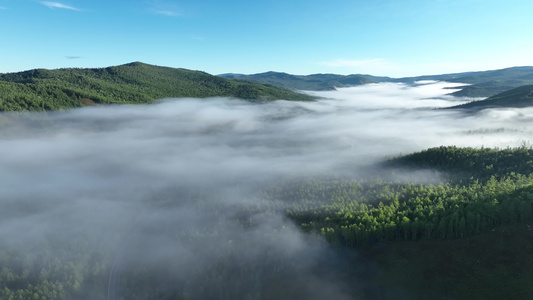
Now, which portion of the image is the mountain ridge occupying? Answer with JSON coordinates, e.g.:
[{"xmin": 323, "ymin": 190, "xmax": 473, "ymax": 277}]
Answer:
[
  {"xmin": 0, "ymin": 62, "xmax": 314, "ymax": 111},
  {"xmin": 219, "ymin": 66, "xmax": 533, "ymax": 98},
  {"xmin": 3, "ymin": 62, "xmax": 533, "ymax": 111},
  {"xmin": 220, "ymin": 71, "xmax": 391, "ymax": 91}
]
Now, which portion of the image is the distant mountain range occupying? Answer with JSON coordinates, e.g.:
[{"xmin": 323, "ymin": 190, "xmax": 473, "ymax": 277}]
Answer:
[
  {"xmin": 2, "ymin": 62, "xmax": 533, "ymax": 111},
  {"xmin": 0, "ymin": 62, "xmax": 313, "ymax": 111},
  {"xmin": 220, "ymin": 66, "xmax": 533, "ymax": 98},
  {"xmin": 219, "ymin": 71, "xmax": 390, "ymax": 91}
]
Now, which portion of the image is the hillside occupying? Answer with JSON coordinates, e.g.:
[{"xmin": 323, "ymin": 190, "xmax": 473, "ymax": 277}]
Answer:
[
  {"xmin": 274, "ymin": 146, "xmax": 533, "ymax": 299},
  {"xmin": 0, "ymin": 62, "xmax": 314, "ymax": 111},
  {"xmin": 449, "ymin": 84, "xmax": 533, "ymax": 110},
  {"xmin": 384, "ymin": 145, "xmax": 533, "ymax": 181}
]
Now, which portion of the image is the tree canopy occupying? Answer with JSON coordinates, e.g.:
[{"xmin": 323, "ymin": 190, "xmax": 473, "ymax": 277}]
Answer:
[{"xmin": 0, "ymin": 62, "xmax": 314, "ymax": 111}]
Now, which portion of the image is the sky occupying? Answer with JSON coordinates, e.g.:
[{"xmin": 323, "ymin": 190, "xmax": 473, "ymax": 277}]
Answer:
[{"xmin": 1, "ymin": 0, "xmax": 533, "ymax": 77}]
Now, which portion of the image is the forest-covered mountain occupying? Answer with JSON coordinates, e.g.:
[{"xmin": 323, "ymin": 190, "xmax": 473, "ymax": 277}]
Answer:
[
  {"xmin": 449, "ymin": 84, "xmax": 533, "ymax": 109},
  {"xmin": 0, "ymin": 62, "xmax": 314, "ymax": 111},
  {"xmin": 2, "ymin": 62, "xmax": 533, "ymax": 112},
  {"xmin": 220, "ymin": 66, "xmax": 533, "ymax": 98}
]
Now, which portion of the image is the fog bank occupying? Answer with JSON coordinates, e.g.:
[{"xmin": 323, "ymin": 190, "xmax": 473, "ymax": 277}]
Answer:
[{"xmin": 1, "ymin": 81, "xmax": 532, "ymax": 299}]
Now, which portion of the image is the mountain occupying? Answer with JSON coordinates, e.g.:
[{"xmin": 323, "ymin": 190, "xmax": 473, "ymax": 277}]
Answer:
[
  {"xmin": 219, "ymin": 71, "xmax": 392, "ymax": 91},
  {"xmin": 0, "ymin": 62, "xmax": 314, "ymax": 111},
  {"xmin": 440, "ymin": 67, "xmax": 533, "ymax": 97},
  {"xmin": 376, "ymin": 66, "xmax": 533, "ymax": 97},
  {"xmin": 221, "ymin": 66, "xmax": 533, "ymax": 98},
  {"xmin": 4, "ymin": 63, "xmax": 533, "ymax": 112},
  {"xmin": 449, "ymin": 84, "xmax": 533, "ymax": 109}
]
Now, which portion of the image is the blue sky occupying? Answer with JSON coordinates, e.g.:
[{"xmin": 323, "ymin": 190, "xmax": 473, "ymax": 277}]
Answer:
[{"xmin": 1, "ymin": 0, "xmax": 533, "ymax": 77}]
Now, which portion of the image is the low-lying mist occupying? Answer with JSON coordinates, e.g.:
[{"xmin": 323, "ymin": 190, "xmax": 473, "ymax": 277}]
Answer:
[{"xmin": 1, "ymin": 81, "xmax": 532, "ymax": 299}]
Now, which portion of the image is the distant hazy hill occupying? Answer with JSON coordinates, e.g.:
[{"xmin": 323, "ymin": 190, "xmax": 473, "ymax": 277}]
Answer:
[
  {"xmin": 386, "ymin": 66, "xmax": 533, "ymax": 97},
  {"xmin": 436, "ymin": 67, "xmax": 533, "ymax": 97},
  {"xmin": 219, "ymin": 71, "xmax": 392, "ymax": 91},
  {"xmin": 0, "ymin": 62, "xmax": 313, "ymax": 111},
  {"xmin": 450, "ymin": 84, "xmax": 533, "ymax": 109},
  {"xmin": 221, "ymin": 66, "xmax": 533, "ymax": 98}
]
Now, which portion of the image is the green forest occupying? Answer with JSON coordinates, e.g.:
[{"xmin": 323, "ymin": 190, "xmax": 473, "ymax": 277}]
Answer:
[
  {"xmin": 283, "ymin": 146, "xmax": 533, "ymax": 246},
  {"xmin": 1, "ymin": 146, "xmax": 533, "ymax": 299},
  {"xmin": 0, "ymin": 62, "xmax": 313, "ymax": 111}
]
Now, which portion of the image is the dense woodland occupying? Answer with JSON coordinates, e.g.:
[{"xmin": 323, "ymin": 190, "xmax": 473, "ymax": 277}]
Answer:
[
  {"xmin": 0, "ymin": 62, "xmax": 313, "ymax": 111},
  {"xmin": 262, "ymin": 147, "xmax": 533, "ymax": 247},
  {"xmin": 1, "ymin": 146, "xmax": 533, "ymax": 299}
]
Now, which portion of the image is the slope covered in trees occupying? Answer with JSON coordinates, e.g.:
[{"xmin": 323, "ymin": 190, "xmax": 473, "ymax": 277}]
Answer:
[
  {"xmin": 449, "ymin": 84, "xmax": 533, "ymax": 109},
  {"xmin": 385, "ymin": 145, "xmax": 533, "ymax": 181},
  {"xmin": 278, "ymin": 146, "xmax": 533, "ymax": 247},
  {"xmin": 0, "ymin": 62, "xmax": 314, "ymax": 111},
  {"xmin": 278, "ymin": 172, "xmax": 533, "ymax": 247},
  {"xmin": 273, "ymin": 146, "xmax": 533, "ymax": 298}
]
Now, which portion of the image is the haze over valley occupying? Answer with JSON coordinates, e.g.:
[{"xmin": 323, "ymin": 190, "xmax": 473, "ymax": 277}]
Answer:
[{"xmin": 2, "ymin": 79, "xmax": 533, "ymax": 299}]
